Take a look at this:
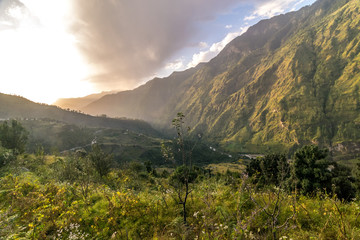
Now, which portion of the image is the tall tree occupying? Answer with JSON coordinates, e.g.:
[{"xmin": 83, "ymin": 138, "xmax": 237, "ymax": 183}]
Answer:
[{"xmin": 169, "ymin": 113, "xmax": 198, "ymax": 224}]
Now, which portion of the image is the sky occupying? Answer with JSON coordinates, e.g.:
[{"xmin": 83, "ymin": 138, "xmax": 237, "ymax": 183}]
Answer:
[{"xmin": 0, "ymin": 0, "xmax": 316, "ymax": 104}]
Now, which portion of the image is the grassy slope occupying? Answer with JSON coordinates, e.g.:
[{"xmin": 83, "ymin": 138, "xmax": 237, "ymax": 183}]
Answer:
[{"xmin": 173, "ymin": 0, "xmax": 360, "ymax": 155}]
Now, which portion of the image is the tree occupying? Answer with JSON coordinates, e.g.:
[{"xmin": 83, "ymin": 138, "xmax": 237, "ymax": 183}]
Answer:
[
  {"xmin": 0, "ymin": 120, "xmax": 28, "ymax": 154},
  {"xmin": 246, "ymin": 153, "xmax": 290, "ymax": 187},
  {"xmin": 59, "ymin": 154, "xmax": 96, "ymax": 199},
  {"xmin": 57, "ymin": 125, "xmax": 92, "ymax": 150},
  {"xmin": 88, "ymin": 144, "xmax": 113, "ymax": 177},
  {"xmin": 246, "ymin": 153, "xmax": 294, "ymax": 239},
  {"xmin": 172, "ymin": 112, "xmax": 187, "ymax": 166},
  {"xmin": 292, "ymin": 145, "xmax": 332, "ymax": 194},
  {"xmin": 167, "ymin": 113, "xmax": 198, "ymax": 224},
  {"xmin": 331, "ymin": 164, "xmax": 356, "ymax": 200},
  {"xmin": 292, "ymin": 145, "xmax": 355, "ymax": 200}
]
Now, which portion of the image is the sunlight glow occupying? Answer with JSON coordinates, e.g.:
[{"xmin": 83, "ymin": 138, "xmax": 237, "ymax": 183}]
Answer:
[{"xmin": 0, "ymin": 0, "xmax": 95, "ymax": 104}]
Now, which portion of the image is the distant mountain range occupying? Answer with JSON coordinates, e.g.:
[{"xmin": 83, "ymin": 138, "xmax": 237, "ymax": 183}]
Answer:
[
  {"xmin": 53, "ymin": 91, "xmax": 115, "ymax": 111},
  {"xmin": 0, "ymin": 93, "xmax": 159, "ymax": 136},
  {"xmin": 43, "ymin": 0, "xmax": 360, "ymax": 156}
]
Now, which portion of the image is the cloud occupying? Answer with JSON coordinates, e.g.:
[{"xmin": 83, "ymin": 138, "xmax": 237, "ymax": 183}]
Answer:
[
  {"xmin": 165, "ymin": 58, "xmax": 185, "ymax": 71},
  {"xmin": 187, "ymin": 26, "xmax": 248, "ymax": 68},
  {"xmin": 244, "ymin": 0, "xmax": 303, "ymax": 20},
  {"xmin": 0, "ymin": 0, "xmax": 312, "ymax": 97},
  {"xmin": 199, "ymin": 41, "xmax": 209, "ymax": 49},
  {"xmin": 69, "ymin": 0, "xmax": 251, "ymax": 90},
  {"xmin": 1, "ymin": 0, "xmax": 308, "ymax": 97},
  {"xmin": 0, "ymin": 0, "xmax": 35, "ymax": 30}
]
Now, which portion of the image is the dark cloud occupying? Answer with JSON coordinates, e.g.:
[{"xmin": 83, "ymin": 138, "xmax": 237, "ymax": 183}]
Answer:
[{"xmin": 70, "ymin": 0, "xmax": 248, "ymax": 90}]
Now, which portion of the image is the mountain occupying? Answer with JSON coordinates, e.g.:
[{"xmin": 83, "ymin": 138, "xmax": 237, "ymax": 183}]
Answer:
[
  {"xmin": 53, "ymin": 91, "xmax": 115, "ymax": 111},
  {"xmin": 82, "ymin": 0, "xmax": 360, "ymax": 156},
  {"xmin": 0, "ymin": 93, "xmax": 229, "ymax": 166},
  {"xmin": 82, "ymin": 65, "xmax": 203, "ymax": 125},
  {"xmin": 0, "ymin": 93, "xmax": 159, "ymax": 136}
]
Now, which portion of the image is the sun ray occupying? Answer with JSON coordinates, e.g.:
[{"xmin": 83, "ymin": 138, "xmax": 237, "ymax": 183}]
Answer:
[{"xmin": 0, "ymin": 0, "xmax": 95, "ymax": 104}]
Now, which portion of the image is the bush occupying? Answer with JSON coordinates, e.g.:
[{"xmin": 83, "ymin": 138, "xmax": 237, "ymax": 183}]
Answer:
[
  {"xmin": 292, "ymin": 145, "xmax": 355, "ymax": 200},
  {"xmin": 246, "ymin": 153, "xmax": 289, "ymax": 187},
  {"xmin": 0, "ymin": 120, "xmax": 28, "ymax": 154},
  {"xmin": 88, "ymin": 144, "xmax": 113, "ymax": 177},
  {"xmin": 0, "ymin": 147, "xmax": 16, "ymax": 167}
]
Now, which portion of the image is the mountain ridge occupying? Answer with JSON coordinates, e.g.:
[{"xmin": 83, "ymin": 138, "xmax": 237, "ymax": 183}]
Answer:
[
  {"xmin": 53, "ymin": 91, "xmax": 116, "ymax": 111},
  {"xmin": 0, "ymin": 93, "xmax": 160, "ymax": 136},
  {"xmin": 61, "ymin": 0, "xmax": 360, "ymax": 155}
]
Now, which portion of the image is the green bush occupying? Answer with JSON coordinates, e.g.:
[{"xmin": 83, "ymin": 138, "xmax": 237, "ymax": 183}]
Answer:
[
  {"xmin": 293, "ymin": 145, "xmax": 356, "ymax": 200},
  {"xmin": 0, "ymin": 120, "xmax": 28, "ymax": 154},
  {"xmin": 246, "ymin": 153, "xmax": 290, "ymax": 186},
  {"xmin": 0, "ymin": 147, "xmax": 16, "ymax": 167}
]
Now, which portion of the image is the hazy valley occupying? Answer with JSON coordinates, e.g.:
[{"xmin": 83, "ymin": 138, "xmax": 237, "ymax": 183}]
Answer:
[{"xmin": 1, "ymin": 0, "xmax": 360, "ymax": 239}]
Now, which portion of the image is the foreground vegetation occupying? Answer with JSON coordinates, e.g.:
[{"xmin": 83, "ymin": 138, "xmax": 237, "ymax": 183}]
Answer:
[
  {"xmin": 1, "ymin": 152, "xmax": 360, "ymax": 239},
  {"xmin": 0, "ymin": 119, "xmax": 360, "ymax": 239}
]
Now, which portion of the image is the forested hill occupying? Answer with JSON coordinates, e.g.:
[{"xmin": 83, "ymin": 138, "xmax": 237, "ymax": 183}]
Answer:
[
  {"xmin": 80, "ymin": 0, "xmax": 360, "ymax": 154},
  {"xmin": 0, "ymin": 93, "xmax": 159, "ymax": 136}
]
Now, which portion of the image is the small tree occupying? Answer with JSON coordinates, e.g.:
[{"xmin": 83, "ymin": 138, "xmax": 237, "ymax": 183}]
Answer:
[
  {"xmin": 246, "ymin": 153, "xmax": 290, "ymax": 187},
  {"xmin": 172, "ymin": 112, "xmax": 187, "ymax": 166},
  {"xmin": 0, "ymin": 120, "xmax": 28, "ymax": 154},
  {"xmin": 59, "ymin": 154, "xmax": 96, "ymax": 200},
  {"xmin": 167, "ymin": 112, "xmax": 198, "ymax": 224},
  {"xmin": 245, "ymin": 153, "xmax": 295, "ymax": 239},
  {"xmin": 88, "ymin": 144, "xmax": 113, "ymax": 177}
]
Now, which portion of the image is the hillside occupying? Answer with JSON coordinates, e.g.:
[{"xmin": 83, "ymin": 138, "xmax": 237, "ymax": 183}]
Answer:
[
  {"xmin": 82, "ymin": 65, "xmax": 203, "ymax": 124},
  {"xmin": 53, "ymin": 91, "xmax": 115, "ymax": 111},
  {"xmin": 20, "ymin": 118, "xmax": 230, "ymax": 166},
  {"xmin": 81, "ymin": 0, "xmax": 360, "ymax": 156},
  {"xmin": 0, "ymin": 93, "xmax": 231, "ymax": 165},
  {"xmin": 20, "ymin": 118, "xmax": 164, "ymax": 164},
  {"xmin": 0, "ymin": 93, "xmax": 159, "ymax": 136}
]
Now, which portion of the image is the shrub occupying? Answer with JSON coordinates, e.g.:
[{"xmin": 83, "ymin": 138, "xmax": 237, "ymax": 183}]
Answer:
[
  {"xmin": 0, "ymin": 120, "xmax": 28, "ymax": 154},
  {"xmin": 0, "ymin": 147, "xmax": 16, "ymax": 167}
]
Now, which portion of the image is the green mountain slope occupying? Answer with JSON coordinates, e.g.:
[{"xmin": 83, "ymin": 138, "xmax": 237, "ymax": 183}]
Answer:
[
  {"xmin": 0, "ymin": 93, "xmax": 159, "ymax": 136},
  {"xmin": 82, "ymin": 0, "xmax": 360, "ymax": 156},
  {"xmin": 0, "ymin": 94, "xmax": 229, "ymax": 166},
  {"xmin": 82, "ymin": 65, "xmax": 202, "ymax": 124}
]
